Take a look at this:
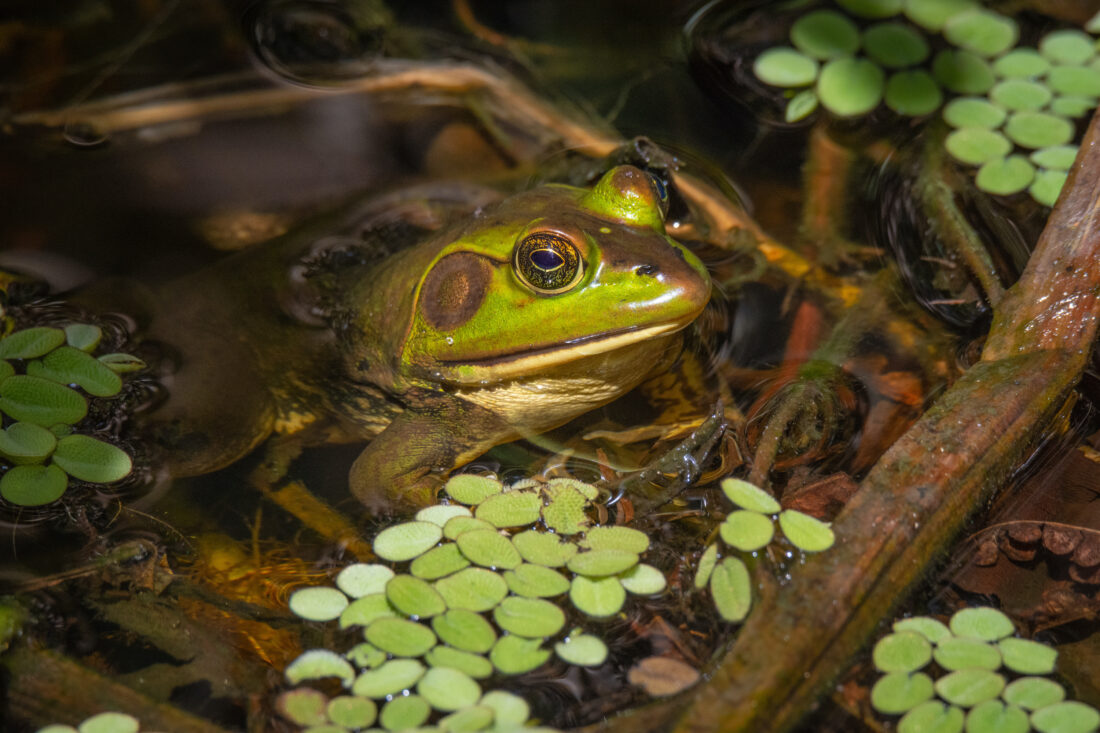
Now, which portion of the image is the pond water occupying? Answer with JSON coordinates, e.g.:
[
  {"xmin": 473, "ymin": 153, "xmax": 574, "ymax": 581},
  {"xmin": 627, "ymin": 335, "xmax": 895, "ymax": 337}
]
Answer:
[{"xmin": 1, "ymin": 2, "xmax": 1099, "ymax": 732}]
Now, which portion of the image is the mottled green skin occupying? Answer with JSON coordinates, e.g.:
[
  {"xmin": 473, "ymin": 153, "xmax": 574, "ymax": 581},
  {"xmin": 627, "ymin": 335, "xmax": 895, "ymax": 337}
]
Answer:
[{"xmin": 146, "ymin": 166, "xmax": 710, "ymax": 511}]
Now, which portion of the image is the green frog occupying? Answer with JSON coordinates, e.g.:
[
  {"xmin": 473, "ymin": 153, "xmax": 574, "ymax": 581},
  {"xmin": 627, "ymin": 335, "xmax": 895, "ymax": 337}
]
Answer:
[{"xmin": 145, "ymin": 165, "xmax": 711, "ymax": 511}]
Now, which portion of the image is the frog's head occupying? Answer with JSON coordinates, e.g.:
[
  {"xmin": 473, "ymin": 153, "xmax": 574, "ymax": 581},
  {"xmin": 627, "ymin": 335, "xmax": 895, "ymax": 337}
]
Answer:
[{"xmin": 381, "ymin": 165, "xmax": 711, "ymax": 385}]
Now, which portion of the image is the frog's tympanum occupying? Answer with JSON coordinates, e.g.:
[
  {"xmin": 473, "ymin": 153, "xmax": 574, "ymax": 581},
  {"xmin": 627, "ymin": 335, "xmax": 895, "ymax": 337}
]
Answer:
[{"xmin": 148, "ymin": 165, "xmax": 710, "ymax": 511}]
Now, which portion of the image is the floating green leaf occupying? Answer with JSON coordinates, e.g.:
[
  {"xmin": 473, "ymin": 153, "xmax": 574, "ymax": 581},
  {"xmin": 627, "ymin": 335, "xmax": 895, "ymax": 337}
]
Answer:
[
  {"xmin": 364, "ymin": 617, "xmax": 437, "ymax": 657},
  {"xmin": 964, "ymin": 700, "xmax": 1028, "ymax": 733},
  {"xmin": 992, "ymin": 48, "xmax": 1051, "ymax": 79},
  {"xmin": 445, "ymin": 474, "xmax": 503, "ymax": 505},
  {"xmin": 570, "ymin": 575, "xmax": 626, "ymax": 618},
  {"xmin": 943, "ymin": 9, "xmax": 1017, "ymax": 57},
  {"xmin": 990, "ymin": 79, "xmax": 1052, "ymax": 111},
  {"xmin": 619, "ymin": 563, "xmax": 667, "ymax": 595},
  {"xmin": 1047, "ymin": 65, "xmax": 1100, "ymax": 98},
  {"xmin": 541, "ymin": 484, "xmax": 589, "ymax": 534},
  {"xmin": 0, "ymin": 421, "xmax": 56, "ymax": 464},
  {"xmin": 431, "ymin": 608, "xmax": 497, "ymax": 653},
  {"xmin": 0, "ymin": 375, "xmax": 88, "ymax": 426},
  {"xmin": 945, "ymin": 128, "xmax": 1012, "ymax": 165},
  {"xmin": 345, "ymin": 642, "xmax": 385, "ymax": 669},
  {"xmin": 416, "ymin": 503, "xmax": 472, "ymax": 527},
  {"xmin": 475, "ymin": 491, "xmax": 542, "ymax": 528},
  {"xmin": 949, "ymin": 607, "xmax": 1014, "ymax": 641},
  {"xmin": 720, "ymin": 510, "xmax": 775, "ymax": 551},
  {"xmin": 933, "ymin": 637, "xmax": 1001, "ymax": 671},
  {"xmin": 424, "ymin": 645, "xmax": 494, "ymax": 679},
  {"xmin": 63, "ymin": 324, "xmax": 102, "ymax": 352},
  {"xmin": 720, "ymin": 478, "xmax": 780, "ymax": 514},
  {"xmin": 933, "ymin": 669, "xmax": 1005, "ymax": 707},
  {"xmin": 885, "ymin": 70, "xmax": 943, "ymax": 116},
  {"xmin": 893, "ymin": 616, "xmax": 952, "ymax": 644},
  {"xmin": 351, "ymin": 658, "xmax": 425, "ymax": 698},
  {"xmin": 1030, "ymin": 169, "xmax": 1069, "ymax": 207},
  {"xmin": 373, "ymin": 521, "xmax": 442, "ymax": 562},
  {"xmin": 327, "ymin": 696, "xmax": 377, "ymax": 729},
  {"xmin": 285, "ymin": 649, "xmax": 356, "ymax": 686},
  {"xmin": 503, "ymin": 563, "xmax": 571, "ymax": 598},
  {"xmin": 710, "ymin": 557, "xmax": 752, "ymax": 622},
  {"xmin": 568, "ymin": 549, "xmax": 639, "ymax": 577},
  {"xmin": 1002, "ymin": 677, "xmax": 1066, "ymax": 710},
  {"xmin": 898, "ymin": 700, "xmax": 964, "ymax": 733},
  {"xmin": 489, "ymin": 635, "xmax": 550, "ymax": 675},
  {"xmin": 511, "ymin": 529, "xmax": 578, "ymax": 568},
  {"xmin": 0, "ymin": 464, "xmax": 68, "ymax": 506},
  {"xmin": 837, "ymin": 0, "xmax": 902, "ymax": 19},
  {"xmin": 52, "ymin": 434, "xmax": 132, "ymax": 483},
  {"xmin": 479, "ymin": 691, "xmax": 530, "ymax": 730},
  {"xmin": 778, "ymin": 510, "xmax": 835, "ymax": 551},
  {"xmin": 903, "ymin": 0, "xmax": 975, "ymax": 32},
  {"xmin": 456, "ymin": 529, "xmax": 522, "ymax": 570},
  {"xmin": 817, "ymin": 57, "xmax": 885, "ymax": 116},
  {"xmin": 998, "ymin": 637, "xmax": 1058, "ymax": 674},
  {"xmin": 418, "ymin": 666, "xmax": 482, "ymax": 711},
  {"xmin": 434, "ymin": 567, "xmax": 509, "ymax": 612},
  {"xmin": 1030, "ymin": 145, "xmax": 1079, "ymax": 171},
  {"xmin": 864, "ymin": 22, "xmax": 930, "ymax": 68},
  {"xmin": 493, "ymin": 596, "xmax": 565, "ymax": 638},
  {"xmin": 0, "ymin": 327, "xmax": 64, "ymax": 360},
  {"xmin": 1039, "ymin": 30, "xmax": 1096, "ymax": 66},
  {"xmin": 339, "ymin": 593, "xmax": 398, "ymax": 628},
  {"xmin": 443, "ymin": 515, "xmax": 496, "ymax": 540},
  {"xmin": 1031, "ymin": 702, "xmax": 1100, "ymax": 733},
  {"xmin": 933, "ymin": 50, "xmax": 995, "ymax": 94},
  {"xmin": 546, "ymin": 477, "xmax": 599, "ymax": 501},
  {"xmin": 386, "ymin": 575, "xmax": 447, "ymax": 619},
  {"xmin": 277, "ymin": 688, "xmax": 328, "ymax": 726},
  {"xmin": 32, "ymin": 346, "xmax": 122, "ymax": 397},
  {"xmin": 289, "ymin": 587, "xmax": 349, "ymax": 622},
  {"xmin": 873, "ymin": 631, "xmax": 932, "ymax": 673},
  {"xmin": 944, "ymin": 98, "xmax": 1007, "ymax": 129},
  {"xmin": 555, "ymin": 629, "xmax": 608, "ymax": 667},
  {"xmin": 77, "ymin": 713, "xmax": 140, "ymax": 733},
  {"xmin": 96, "ymin": 353, "xmax": 146, "ymax": 374},
  {"xmin": 695, "ymin": 544, "xmax": 719, "ymax": 589},
  {"xmin": 335, "ymin": 563, "xmax": 394, "ymax": 598},
  {"xmin": 871, "ymin": 671, "xmax": 935, "ymax": 713},
  {"xmin": 379, "ymin": 694, "xmax": 430, "ymax": 731},
  {"xmin": 786, "ymin": 89, "xmax": 820, "ymax": 122},
  {"xmin": 410, "ymin": 543, "xmax": 471, "ymax": 580},
  {"xmin": 438, "ymin": 705, "xmax": 494, "ymax": 732},
  {"xmin": 790, "ymin": 11, "xmax": 860, "ymax": 60},
  {"xmin": 581, "ymin": 526, "xmax": 650, "ymax": 554},
  {"xmin": 754, "ymin": 47, "xmax": 819, "ymax": 87},
  {"xmin": 1004, "ymin": 112, "xmax": 1075, "ymax": 149},
  {"xmin": 0, "ymin": 361, "xmax": 12, "ymax": 383}
]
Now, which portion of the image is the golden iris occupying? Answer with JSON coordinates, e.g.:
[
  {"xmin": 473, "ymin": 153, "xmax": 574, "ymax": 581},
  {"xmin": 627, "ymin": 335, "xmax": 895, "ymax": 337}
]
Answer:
[{"xmin": 513, "ymin": 232, "xmax": 583, "ymax": 294}]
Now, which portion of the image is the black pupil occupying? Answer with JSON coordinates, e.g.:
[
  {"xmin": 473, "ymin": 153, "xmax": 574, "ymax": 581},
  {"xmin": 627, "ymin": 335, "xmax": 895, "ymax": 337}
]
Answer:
[{"xmin": 531, "ymin": 248, "xmax": 564, "ymax": 270}]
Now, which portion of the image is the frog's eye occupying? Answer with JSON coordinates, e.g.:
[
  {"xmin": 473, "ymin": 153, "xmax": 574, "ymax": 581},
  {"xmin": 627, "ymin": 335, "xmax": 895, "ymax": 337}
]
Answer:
[
  {"xmin": 646, "ymin": 172, "xmax": 670, "ymax": 218},
  {"xmin": 513, "ymin": 231, "xmax": 584, "ymax": 295}
]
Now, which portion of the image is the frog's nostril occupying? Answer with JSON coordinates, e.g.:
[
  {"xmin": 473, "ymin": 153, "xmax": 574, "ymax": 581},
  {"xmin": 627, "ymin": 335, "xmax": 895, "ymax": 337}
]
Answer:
[{"xmin": 635, "ymin": 264, "xmax": 659, "ymax": 277}]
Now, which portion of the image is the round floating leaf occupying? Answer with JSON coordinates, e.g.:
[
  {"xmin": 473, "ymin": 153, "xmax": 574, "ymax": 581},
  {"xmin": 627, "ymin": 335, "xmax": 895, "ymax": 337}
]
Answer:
[
  {"xmin": 778, "ymin": 510, "xmax": 835, "ymax": 551},
  {"xmin": 285, "ymin": 649, "xmax": 356, "ymax": 686},
  {"xmin": 885, "ymin": 70, "xmax": 943, "ymax": 116},
  {"xmin": 998, "ymin": 637, "xmax": 1057, "ymax": 674},
  {"xmin": 1031, "ymin": 702, "xmax": 1100, "ymax": 733},
  {"xmin": 424, "ymin": 645, "xmax": 493, "ymax": 679},
  {"xmin": 503, "ymin": 563, "xmax": 570, "ymax": 598},
  {"xmin": 418, "ymin": 666, "xmax": 481, "ymax": 711},
  {"xmin": 63, "ymin": 324, "xmax": 102, "ymax": 352},
  {"xmin": 78, "ymin": 713, "xmax": 140, "ymax": 733},
  {"xmin": 898, "ymin": 700, "xmax": 964, "ymax": 733},
  {"xmin": 721, "ymin": 478, "xmax": 780, "ymax": 514},
  {"xmin": 1040, "ymin": 30, "xmax": 1096, "ymax": 66},
  {"xmin": 277, "ymin": 688, "xmax": 328, "ymax": 726},
  {"xmin": 0, "ymin": 464, "xmax": 67, "ymax": 506},
  {"xmin": 336, "ymin": 563, "xmax": 394, "ymax": 598},
  {"xmin": 720, "ymin": 510, "xmax": 775, "ymax": 551},
  {"xmin": 434, "ymin": 567, "xmax": 509, "ymax": 612},
  {"xmin": 373, "ymin": 521, "xmax": 442, "ymax": 562},
  {"xmin": 439, "ymin": 705, "xmax": 494, "ymax": 732},
  {"xmin": 893, "ymin": 616, "xmax": 952, "ymax": 644},
  {"xmin": 512, "ymin": 529, "xmax": 578, "ymax": 567},
  {"xmin": 456, "ymin": 529, "xmax": 522, "ymax": 570},
  {"xmin": 1030, "ymin": 145, "xmax": 1078, "ymax": 171},
  {"xmin": 627, "ymin": 656, "xmax": 701, "ymax": 697},
  {"xmin": 443, "ymin": 515, "xmax": 496, "ymax": 539},
  {"xmin": 933, "ymin": 637, "xmax": 1001, "ymax": 671},
  {"xmin": 96, "ymin": 353, "xmax": 146, "ymax": 374},
  {"xmin": 965, "ymin": 700, "xmax": 1028, "ymax": 733},
  {"xmin": 0, "ymin": 361, "xmax": 12, "ymax": 383},
  {"xmin": 568, "ymin": 549, "xmax": 639, "ymax": 577},
  {"xmin": 52, "ymin": 434, "xmax": 132, "ymax": 483},
  {"xmin": 475, "ymin": 491, "xmax": 542, "ymax": 528},
  {"xmin": 555, "ymin": 630, "xmax": 608, "ymax": 667},
  {"xmin": 817, "ymin": 57, "xmax": 885, "ymax": 116},
  {"xmin": 345, "ymin": 642, "xmax": 386, "ymax": 669},
  {"xmin": 1047, "ymin": 66, "xmax": 1100, "ymax": 98},
  {"xmin": 34, "ymin": 346, "xmax": 122, "ymax": 397},
  {"xmin": 933, "ymin": 50, "xmax": 995, "ymax": 94},
  {"xmin": 432, "ymin": 608, "xmax": 497, "ymax": 653},
  {"xmin": 480, "ymin": 690, "xmax": 530, "ymax": 729},
  {"xmin": 493, "ymin": 596, "xmax": 565, "ymax": 638},
  {"xmin": 873, "ymin": 631, "xmax": 933, "ymax": 673},
  {"xmin": 710, "ymin": 556, "xmax": 752, "ymax": 622},
  {"xmin": 943, "ymin": 9, "xmax": 1018, "ymax": 57},
  {"xmin": 990, "ymin": 79, "xmax": 1053, "ymax": 111},
  {"xmin": 864, "ymin": 22, "xmax": 930, "ymax": 68},
  {"xmin": 949, "ymin": 607, "xmax": 1015, "ymax": 641},
  {"xmin": 289, "ymin": 586, "xmax": 349, "ymax": 622},
  {"xmin": 327, "ymin": 696, "xmax": 377, "ymax": 729},
  {"xmin": 416, "ymin": 503, "xmax": 472, "ymax": 527},
  {"xmin": 837, "ymin": 0, "xmax": 902, "ymax": 19},
  {"xmin": 0, "ymin": 421, "xmax": 56, "ymax": 464},
  {"xmin": 993, "ymin": 49, "xmax": 1052, "ymax": 79},
  {"xmin": 582, "ymin": 526, "xmax": 650, "ymax": 554},
  {"xmin": 339, "ymin": 593, "xmax": 398, "ymax": 628},
  {"xmin": 871, "ymin": 671, "xmax": 935, "ymax": 714},
  {"xmin": 790, "ymin": 10, "xmax": 860, "ymax": 60},
  {"xmin": 695, "ymin": 544, "xmax": 719, "ymax": 589},
  {"xmin": 754, "ymin": 47, "xmax": 819, "ymax": 87},
  {"xmin": 490, "ymin": 635, "xmax": 550, "ymax": 675},
  {"xmin": 619, "ymin": 563, "xmax": 667, "ymax": 595},
  {"xmin": 945, "ymin": 128, "xmax": 1012, "ymax": 165},
  {"xmin": 934, "ymin": 669, "xmax": 1005, "ymax": 707},
  {"xmin": 445, "ymin": 474, "xmax": 503, "ymax": 505},
  {"xmin": 0, "ymin": 327, "xmax": 65, "ymax": 360},
  {"xmin": 410, "ymin": 543, "xmax": 471, "ymax": 580},
  {"xmin": 1050, "ymin": 97, "xmax": 1095, "ymax": 118},
  {"xmin": 943, "ymin": 97, "xmax": 1007, "ymax": 129},
  {"xmin": 1030, "ymin": 169, "xmax": 1069, "ymax": 207},
  {"xmin": 0, "ymin": 375, "xmax": 88, "ymax": 426},
  {"xmin": 570, "ymin": 575, "xmax": 627, "ymax": 617},
  {"xmin": 1003, "ymin": 676, "xmax": 1066, "ymax": 710},
  {"xmin": 352, "ymin": 658, "xmax": 425, "ymax": 698},
  {"xmin": 786, "ymin": 89, "xmax": 820, "ymax": 122},
  {"xmin": 546, "ymin": 476, "xmax": 599, "ymax": 500},
  {"xmin": 386, "ymin": 575, "xmax": 447, "ymax": 619},
  {"xmin": 541, "ymin": 485, "xmax": 589, "ymax": 534},
  {"xmin": 379, "ymin": 695, "xmax": 430, "ymax": 731},
  {"xmin": 903, "ymin": 0, "xmax": 976, "ymax": 32},
  {"xmin": 364, "ymin": 617, "xmax": 437, "ymax": 657}
]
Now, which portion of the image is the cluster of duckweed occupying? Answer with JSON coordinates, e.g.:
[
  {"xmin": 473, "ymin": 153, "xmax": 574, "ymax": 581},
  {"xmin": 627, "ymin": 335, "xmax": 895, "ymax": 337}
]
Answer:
[
  {"xmin": 871, "ymin": 606, "xmax": 1100, "ymax": 733},
  {"xmin": 751, "ymin": 0, "xmax": 1100, "ymax": 205},
  {"xmin": 0, "ymin": 325, "xmax": 144, "ymax": 506},
  {"xmin": 36, "ymin": 712, "xmax": 142, "ymax": 733},
  {"xmin": 279, "ymin": 474, "xmax": 674, "ymax": 732},
  {"xmin": 693, "ymin": 479, "xmax": 836, "ymax": 622}
]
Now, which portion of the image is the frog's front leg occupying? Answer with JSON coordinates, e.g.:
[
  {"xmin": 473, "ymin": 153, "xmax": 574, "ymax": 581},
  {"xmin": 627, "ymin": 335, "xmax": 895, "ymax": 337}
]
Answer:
[{"xmin": 349, "ymin": 392, "xmax": 510, "ymax": 514}]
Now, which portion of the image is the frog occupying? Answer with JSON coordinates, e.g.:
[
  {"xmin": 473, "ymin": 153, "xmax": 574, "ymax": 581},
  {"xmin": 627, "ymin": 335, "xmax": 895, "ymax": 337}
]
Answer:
[{"xmin": 143, "ymin": 164, "xmax": 711, "ymax": 512}]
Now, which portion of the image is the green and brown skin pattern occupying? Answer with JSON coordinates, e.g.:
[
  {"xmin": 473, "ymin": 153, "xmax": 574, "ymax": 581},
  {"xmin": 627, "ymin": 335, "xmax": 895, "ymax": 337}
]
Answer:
[{"xmin": 146, "ymin": 165, "xmax": 710, "ymax": 512}]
